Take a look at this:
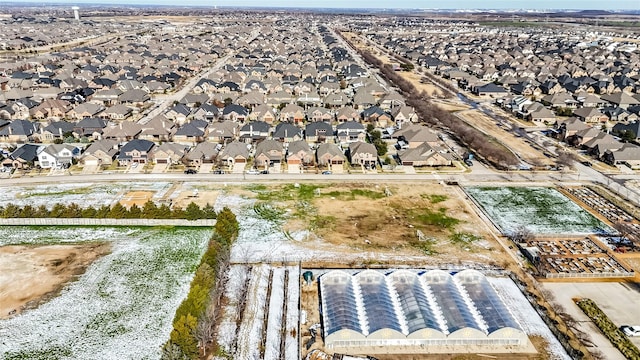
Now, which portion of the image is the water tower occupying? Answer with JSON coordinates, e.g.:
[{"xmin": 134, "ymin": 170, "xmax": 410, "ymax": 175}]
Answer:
[{"xmin": 72, "ymin": 6, "xmax": 80, "ymax": 21}]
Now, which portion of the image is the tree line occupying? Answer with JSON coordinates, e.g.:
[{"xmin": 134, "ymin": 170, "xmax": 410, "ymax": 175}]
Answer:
[
  {"xmin": 357, "ymin": 47, "xmax": 519, "ymax": 169},
  {"xmin": 0, "ymin": 200, "xmax": 217, "ymax": 220},
  {"xmin": 162, "ymin": 207, "xmax": 239, "ymax": 360}
]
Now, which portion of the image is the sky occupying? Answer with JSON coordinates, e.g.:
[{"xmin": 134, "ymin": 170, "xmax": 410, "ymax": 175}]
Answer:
[{"xmin": 16, "ymin": 0, "xmax": 640, "ymax": 10}]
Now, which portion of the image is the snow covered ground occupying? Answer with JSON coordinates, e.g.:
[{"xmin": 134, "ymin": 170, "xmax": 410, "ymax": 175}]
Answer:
[
  {"xmin": 490, "ymin": 277, "xmax": 571, "ymax": 360},
  {"xmin": 466, "ymin": 186, "xmax": 611, "ymax": 235},
  {"xmin": 0, "ymin": 226, "xmax": 210, "ymax": 360},
  {"xmin": 264, "ymin": 268, "xmax": 285, "ymax": 360},
  {"xmin": 216, "ymin": 263, "xmax": 300, "ymax": 360},
  {"xmin": 234, "ymin": 264, "xmax": 270, "ymax": 360},
  {"xmin": 0, "ymin": 182, "xmax": 172, "ymax": 209},
  {"xmin": 284, "ymin": 265, "xmax": 300, "ymax": 360}
]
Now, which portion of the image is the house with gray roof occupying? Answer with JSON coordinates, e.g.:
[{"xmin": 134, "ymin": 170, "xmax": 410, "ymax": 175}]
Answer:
[
  {"xmin": 316, "ymin": 143, "xmax": 345, "ymax": 171},
  {"xmin": 183, "ymin": 142, "xmax": 219, "ymax": 167},
  {"xmin": 254, "ymin": 139, "xmax": 284, "ymax": 171},
  {"xmin": 348, "ymin": 141, "xmax": 377, "ymax": 168},
  {"xmin": 117, "ymin": 139, "xmax": 155, "ymax": 164}
]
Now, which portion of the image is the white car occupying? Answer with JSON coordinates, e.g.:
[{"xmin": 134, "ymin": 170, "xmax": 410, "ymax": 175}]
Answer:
[
  {"xmin": 246, "ymin": 169, "xmax": 260, "ymax": 175},
  {"xmin": 621, "ymin": 326, "xmax": 640, "ymax": 337}
]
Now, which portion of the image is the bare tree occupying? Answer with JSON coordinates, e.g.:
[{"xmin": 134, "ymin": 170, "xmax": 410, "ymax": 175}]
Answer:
[{"xmin": 557, "ymin": 151, "xmax": 578, "ymax": 170}]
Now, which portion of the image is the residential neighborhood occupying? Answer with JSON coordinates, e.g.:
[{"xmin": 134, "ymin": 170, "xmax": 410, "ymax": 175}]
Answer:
[{"xmin": 2, "ymin": 5, "xmax": 640, "ymax": 360}]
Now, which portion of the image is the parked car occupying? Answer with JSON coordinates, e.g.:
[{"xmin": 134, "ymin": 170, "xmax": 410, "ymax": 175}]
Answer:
[
  {"xmin": 246, "ymin": 169, "xmax": 260, "ymax": 175},
  {"xmin": 322, "ymin": 170, "xmax": 332, "ymax": 175},
  {"xmin": 184, "ymin": 168, "xmax": 197, "ymax": 174},
  {"xmin": 212, "ymin": 169, "xmax": 225, "ymax": 174},
  {"xmin": 621, "ymin": 325, "xmax": 640, "ymax": 337},
  {"xmin": 581, "ymin": 161, "xmax": 593, "ymax": 167},
  {"xmin": 260, "ymin": 170, "xmax": 269, "ymax": 174}
]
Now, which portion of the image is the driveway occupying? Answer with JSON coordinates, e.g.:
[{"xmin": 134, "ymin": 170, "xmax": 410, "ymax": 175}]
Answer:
[
  {"xmin": 128, "ymin": 163, "xmax": 144, "ymax": 174},
  {"xmin": 82, "ymin": 164, "xmax": 99, "ymax": 174},
  {"xmin": 199, "ymin": 163, "xmax": 213, "ymax": 174},
  {"xmin": 231, "ymin": 162, "xmax": 246, "ymax": 174},
  {"xmin": 151, "ymin": 163, "xmax": 168, "ymax": 174}
]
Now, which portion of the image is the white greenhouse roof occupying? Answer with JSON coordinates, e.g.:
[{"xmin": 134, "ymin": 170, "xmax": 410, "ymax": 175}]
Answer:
[{"xmin": 320, "ymin": 269, "xmax": 526, "ymax": 349}]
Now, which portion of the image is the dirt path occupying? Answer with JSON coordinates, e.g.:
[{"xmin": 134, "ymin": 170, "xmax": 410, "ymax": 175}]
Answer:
[{"xmin": 0, "ymin": 243, "xmax": 110, "ymax": 319}]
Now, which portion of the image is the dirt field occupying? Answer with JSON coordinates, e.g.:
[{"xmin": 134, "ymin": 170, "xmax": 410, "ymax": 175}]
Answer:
[
  {"xmin": 244, "ymin": 182, "xmax": 512, "ymax": 267},
  {"xmin": 173, "ymin": 189, "xmax": 219, "ymax": 209},
  {"xmin": 456, "ymin": 109, "xmax": 554, "ymax": 167},
  {"xmin": 0, "ymin": 243, "xmax": 110, "ymax": 319},
  {"xmin": 119, "ymin": 190, "xmax": 155, "ymax": 208}
]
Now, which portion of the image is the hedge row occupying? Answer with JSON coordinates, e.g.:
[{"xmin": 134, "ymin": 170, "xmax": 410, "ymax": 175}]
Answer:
[
  {"xmin": 575, "ymin": 298, "xmax": 640, "ymax": 359},
  {"xmin": 0, "ymin": 201, "xmax": 217, "ymax": 220},
  {"xmin": 162, "ymin": 207, "xmax": 239, "ymax": 360}
]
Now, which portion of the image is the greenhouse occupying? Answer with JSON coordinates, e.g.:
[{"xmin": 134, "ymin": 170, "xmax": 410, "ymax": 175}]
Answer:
[{"xmin": 319, "ymin": 269, "xmax": 526, "ymax": 352}]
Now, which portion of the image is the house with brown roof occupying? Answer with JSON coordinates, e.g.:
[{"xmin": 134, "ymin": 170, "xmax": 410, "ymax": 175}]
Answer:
[
  {"xmin": 30, "ymin": 99, "xmax": 71, "ymax": 119},
  {"xmin": 100, "ymin": 104, "xmax": 133, "ymax": 120},
  {"xmin": 67, "ymin": 102, "xmax": 104, "ymax": 120},
  {"xmin": 102, "ymin": 122, "xmax": 142, "ymax": 142},
  {"xmin": 573, "ymin": 107, "xmax": 608, "ymax": 124},
  {"xmin": 139, "ymin": 115, "xmax": 175, "ymax": 142}
]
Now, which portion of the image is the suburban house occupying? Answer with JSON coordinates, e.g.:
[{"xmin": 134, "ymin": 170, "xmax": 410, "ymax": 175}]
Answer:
[
  {"xmin": 116, "ymin": 139, "xmax": 155, "ymax": 164},
  {"xmin": 208, "ymin": 120, "xmax": 239, "ymax": 143},
  {"xmin": 305, "ymin": 121, "xmax": 333, "ymax": 144},
  {"xmin": 2, "ymin": 143, "xmax": 43, "ymax": 169},
  {"xmin": 36, "ymin": 143, "xmax": 80, "ymax": 169},
  {"xmin": 102, "ymin": 122, "xmax": 142, "ymax": 142},
  {"xmin": 392, "ymin": 124, "xmax": 440, "ymax": 149},
  {"xmin": 273, "ymin": 122, "xmax": 303, "ymax": 143},
  {"xmin": 183, "ymin": 142, "xmax": 219, "ymax": 167},
  {"xmin": 73, "ymin": 117, "xmax": 108, "ymax": 140},
  {"xmin": 239, "ymin": 121, "xmax": 270, "ymax": 143},
  {"xmin": 286, "ymin": 139, "xmax": 314, "ymax": 167},
  {"xmin": 279, "ymin": 104, "xmax": 305, "ymax": 124},
  {"xmin": 67, "ymin": 102, "xmax": 104, "ymax": 120},
  {"xmin": 603, "ymin": 143, "xmax": 640, "ymax": 169},
  {"xmin": 80, "ymin": 139, "xmax": 119, "ymax": 167},
  {"xmin": 348, "ymin": 141, "xmax": 378, "ymax": 168},
  {"xmin": 316, "ymin": 143, "xmax": 346, "ymax": 170},
  {"xmin": 151, "ymin": 143, "xmax": 189, "ymax": 164},
  {"xmin": 173, "ymin": 120, "xmax": 208, "ymax": 144},
  {"xmin": 397, "ymin": 142, "xmax": 452, "ymax": 167},
  {"xmin": 34, "ymin": 120, "xmax": 75, "ymax": 143},
  {"xmin": 222, "ymin": 104, "xmax": 249, "ymax": 122},
  {"xmin": 254, "ymin": 139, "xmax": 284, "ymax": 170},
  {"xmin": 139, "ymin": 115, "xmax": 175, "ymax": 142},
  {"xmin": 336, "ymin": 121, "xmax": 366, "ymax": 144},
  {"xmin": 218, "ymin": 140, "xmax": 249, "ymax": 168},
  {"xmin": 473, "ymin": 83, "xmax": 509, "ymax": 98},
  {"xmin": 613, "ymin": 121, "xmax": 640, "ymax": 141},
  {"xmin": 101, "ymin": 104, "xmax": 133, "ymax": 120},
  {"xmin": 0, "ymin": 119, "xmax": 40, "ymax": 143}
]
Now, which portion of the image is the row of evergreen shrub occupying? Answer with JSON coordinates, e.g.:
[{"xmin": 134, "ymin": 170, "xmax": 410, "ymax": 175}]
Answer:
[
  {"xmin": 0, "ymin": 200, "xmax": 217, "ymax": 220},
  {"xmin": 162, "ymin": 207, "xmax": 239, "ymax": 359},
  {"xmin": 575, "ymin": 298, "xmax": 640, "ymax": 359}
]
